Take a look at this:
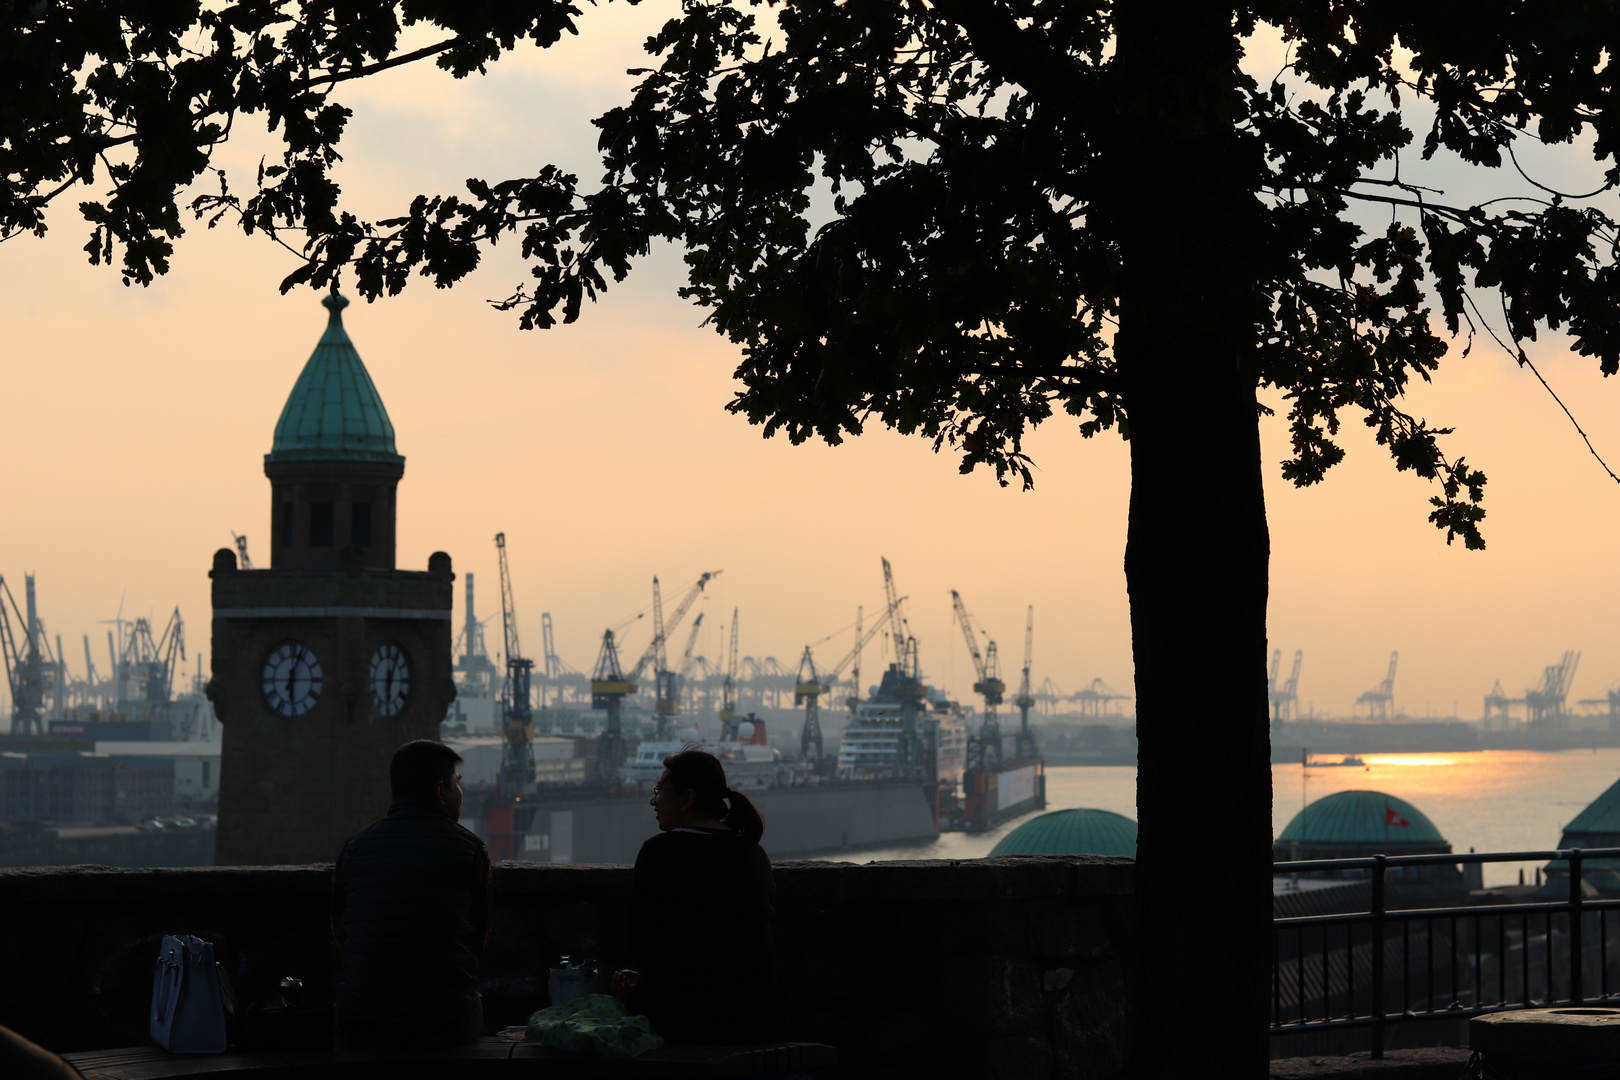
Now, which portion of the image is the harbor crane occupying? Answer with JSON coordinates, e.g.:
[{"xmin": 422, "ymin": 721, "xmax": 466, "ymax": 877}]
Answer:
[
  {"xmin": 798, "ymin": 605, "xmax": 898, "ymax": 760},
  {"xmin": 951, "ymin": 590, "xmax": 1005, "ymax": 772},
  {"xmin": 1013, "ymin": 606, "xmax": 1038, "ymax": 761},
  {"xmin": 631, "ymin": 571, "xmax": 720, "ymax": 738},
  {"xmin": 1268, "ymin": 649, "xmax": 1303, "ymax": 724},
  {"xmin": 232, "ymin": 533, "xmax": 253, "ymax": 570},
  {"xmin": 795, "ymin": 646, "xmax": 825, "ymax": 761},
  {"xmin": 591, "ymin": 629, "xmax": 636, "ymax": 774},
  {"xmin": 117, "ymin": 608, "xmax": 184, "ymax": 716},
  {"xmin": 495, "ymin": 533, "xmax": 535, "ymax": 794},
  {"xmin": 0, "ymin": 575, "xmax": 55, "ymax": 735},
  {"xmin": 877, "ymin": 558, "xmax": 928, "ymax": 780},
  {"xmin": 1525, "ymin": 650, "xmax": 1581, "ymax": 726},
  {"xmin": 677, "ymin": 612, "xmax": 705, "ymax": 714},
  {"xmin": 719, "ymin": 608, "xmax": 740, "ymax": 730},
  {"xmin": 1356, "ymin": 651, "xmax": 1399, "ymax": 720}
]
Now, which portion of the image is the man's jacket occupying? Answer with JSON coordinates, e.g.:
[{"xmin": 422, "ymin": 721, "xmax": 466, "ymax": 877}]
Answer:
[{"xmin": 332, "ymin": 797, "xmax": 491, "ymax": 1038}]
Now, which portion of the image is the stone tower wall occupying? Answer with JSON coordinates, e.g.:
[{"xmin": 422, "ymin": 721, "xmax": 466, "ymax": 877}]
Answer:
[{"xmin": 209, "ymin": 557, "xmax": 454, "ymax": 864}]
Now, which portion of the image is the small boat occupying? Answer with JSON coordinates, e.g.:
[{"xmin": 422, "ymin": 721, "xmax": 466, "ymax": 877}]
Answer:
[{"xmin": 1306, "ymin": 755, "xmax": 1367, "ymax": 768}]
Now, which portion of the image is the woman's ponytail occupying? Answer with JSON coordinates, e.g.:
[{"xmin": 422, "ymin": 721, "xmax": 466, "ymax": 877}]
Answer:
[
  {"xmin": 722, "ymin": 787, "xmax": 765, "ymax": 846},
  {"xmin": 661, "ymin": 749, "xmax": 768, "ymax": 844}
]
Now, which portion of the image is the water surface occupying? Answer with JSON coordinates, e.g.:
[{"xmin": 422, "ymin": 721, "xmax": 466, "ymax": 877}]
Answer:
[{"xmin": 808, "ymin": 750, "xmax": 1620, "ymax": 888}]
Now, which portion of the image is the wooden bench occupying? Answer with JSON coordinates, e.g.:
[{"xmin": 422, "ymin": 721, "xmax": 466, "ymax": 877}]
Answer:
[{"xmin": 64, "ymin": 1038, "xmax": 836, "ymax": 1079}]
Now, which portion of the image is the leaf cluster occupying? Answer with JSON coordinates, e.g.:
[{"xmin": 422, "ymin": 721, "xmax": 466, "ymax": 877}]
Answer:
[{"xmin": 14, "ymin": 1, "xmax": 1620, "ymax": 549}]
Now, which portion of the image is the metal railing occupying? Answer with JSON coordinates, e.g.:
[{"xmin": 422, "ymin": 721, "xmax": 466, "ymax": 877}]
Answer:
[{"xmin": 1272, "ymin": 847, "xmax": 1620, "ymax": 1058}]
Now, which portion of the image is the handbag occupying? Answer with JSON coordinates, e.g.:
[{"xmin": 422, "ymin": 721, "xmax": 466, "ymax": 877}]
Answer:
[{"xmin": 150, "ymin": 935, "xmax": 231, "ymax": 1053}]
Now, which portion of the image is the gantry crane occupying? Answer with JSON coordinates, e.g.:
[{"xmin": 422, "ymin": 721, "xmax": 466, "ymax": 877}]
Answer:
[
  {"xmin": 1356, "ymin": 651, "xmax": 1399, "ymax": 720},
  {"xmin": 630, "ymin": 571, "xmax": 720, "ymax": 738},
  {"xmin": 719, "ymin": 608, "xmax": 740, "ymax": 731},
  {"xmin": 591, "ymin": 629, "xmax": 636, "ymax": 775},
  {"xmin": 1268, "ymin": 649, "xmax": 1303, "ymax": 724},
  {"xmin": 495, "ymin": 533, "xmax": 535, "ymax": 793},
  {"xmin": 1013, "ymin": 606, "xmax": 1038, "ymax": 760},
  {"xmin": 951, "ymin": 590, "xmax": 1005, "ymax": 772}
]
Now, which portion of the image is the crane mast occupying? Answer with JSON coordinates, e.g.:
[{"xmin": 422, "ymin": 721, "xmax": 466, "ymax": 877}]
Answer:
[
  {"xmin": 795, "ymin": 645, "xmax": 825, "ymax": 761},
  {"xmin": 719, "ymin": 608, "xmax": 739, "ymax": 727},
  {"xmin": 1013, "ymin": 606, "xmax": 1038, "ymax": 760},
  {"xmin": 845, "ymin": 606, "xmax": 863, "ymax": 713},
  {"xmin": 0, "ymin": 576, "xmax": 44, "ymax": 735},
  {"xmin": 495, "ymin": 533, "xmax": 535, "ymax": 794},
  {"xmin": 591, "ymin": 629, "xmax": 635, "ymax": 775}
]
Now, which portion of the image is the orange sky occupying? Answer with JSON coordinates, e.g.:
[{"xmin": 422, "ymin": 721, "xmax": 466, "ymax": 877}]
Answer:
[{"xmin": 4, "ymin": 12, "xmax": 1620, "ymax": 720}]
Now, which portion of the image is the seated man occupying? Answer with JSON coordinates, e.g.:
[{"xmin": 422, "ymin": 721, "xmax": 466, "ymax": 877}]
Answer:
[{"xmin": 332, "ymin": 740, "xmax": 491, "ymax": 1046}]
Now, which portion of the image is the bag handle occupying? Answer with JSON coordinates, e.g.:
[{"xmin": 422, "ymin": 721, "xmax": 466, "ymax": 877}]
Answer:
[{"xmin": 152, "ymin": 944, "xmax": 184, "ymax": 1024}]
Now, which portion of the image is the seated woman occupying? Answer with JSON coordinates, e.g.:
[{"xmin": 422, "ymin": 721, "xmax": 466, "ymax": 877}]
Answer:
[{"xmin": 612, "ymin": 748, "xmax": 776, "ymax": 1045}]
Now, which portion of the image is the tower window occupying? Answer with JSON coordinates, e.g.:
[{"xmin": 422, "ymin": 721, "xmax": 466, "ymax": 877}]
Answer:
[
  {"xmin": 310, "ymin": 502, "xmax": 334, "ymax": 547},
  {"xmin": 352, "ymin": 502, "xmax": 372, "ymax": 548},
  {"xmin": 280, "ymin": 503, "xmax": 294, "ymax": 547}
]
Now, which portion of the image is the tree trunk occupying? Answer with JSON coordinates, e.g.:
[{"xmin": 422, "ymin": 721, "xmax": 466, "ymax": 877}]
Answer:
[{"xmin": 1112, "ymin": 4, "xmax": 1273, "ymax": 1074}]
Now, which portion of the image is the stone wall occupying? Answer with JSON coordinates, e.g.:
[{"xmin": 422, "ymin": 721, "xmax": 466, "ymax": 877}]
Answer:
[{"xmin": 0, "ymin": 855, "xmax": 1133, "ymax": 1080}]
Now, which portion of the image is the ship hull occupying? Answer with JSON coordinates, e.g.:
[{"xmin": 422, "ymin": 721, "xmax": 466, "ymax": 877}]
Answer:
[
  {"xmin": 482, "ymin": 780, "xmax": 939, "ymax": 863},
  {"xmin": 955, "ymin": 758, "xmax": 1046, "ymax": 833}
]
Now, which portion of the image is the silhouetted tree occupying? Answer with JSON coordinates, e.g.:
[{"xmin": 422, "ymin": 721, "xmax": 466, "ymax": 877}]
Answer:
[{"xmin": 11, "ymin": 2, "xmax": 1620, "ymax": 1071}]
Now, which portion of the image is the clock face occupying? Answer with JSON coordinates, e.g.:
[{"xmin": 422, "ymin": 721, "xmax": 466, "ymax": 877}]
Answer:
[
  {"xmin": 370, "ymin": 643, "xmax": 412, "ymax": 718},
  {"xmin": 262, "ymin": 642, "xmax": 323, "ymax": 718}
]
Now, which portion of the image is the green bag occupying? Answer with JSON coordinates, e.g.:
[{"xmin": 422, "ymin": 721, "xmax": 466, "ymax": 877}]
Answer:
[{"xmin": 526, "ymin": 993, "xmax": 665, "ymax": 1059}]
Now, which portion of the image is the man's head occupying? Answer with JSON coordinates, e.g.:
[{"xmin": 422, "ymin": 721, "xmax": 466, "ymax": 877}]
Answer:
[{"xmin": 390, "ymin": 740, "xmax": 465, "ymax": 820}]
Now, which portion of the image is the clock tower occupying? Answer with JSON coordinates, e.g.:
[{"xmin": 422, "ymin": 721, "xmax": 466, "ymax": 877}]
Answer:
[{"xmin": 209, "ymin": 291, "xmax": 455, "ymax": 865}]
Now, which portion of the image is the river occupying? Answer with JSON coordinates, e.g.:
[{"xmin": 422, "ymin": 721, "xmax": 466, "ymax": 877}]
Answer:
[{"xmin": 808, "ymin": 749, "xmax": 1620, "ymax": 887}]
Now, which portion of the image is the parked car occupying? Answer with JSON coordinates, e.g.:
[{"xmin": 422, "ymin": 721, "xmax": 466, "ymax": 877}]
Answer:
[{"xmin": 138, "ymin": 819, "xmax": 165, "ymax": 831}]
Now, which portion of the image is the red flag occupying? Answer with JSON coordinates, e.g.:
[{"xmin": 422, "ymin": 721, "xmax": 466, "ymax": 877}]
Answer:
[{"xmin": 1386, "ymin": 807, "xmax": 1409, "ymax": 827}]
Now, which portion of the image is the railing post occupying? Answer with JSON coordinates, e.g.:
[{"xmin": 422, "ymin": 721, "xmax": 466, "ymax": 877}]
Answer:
[
  {"xmin": 1571, "ymin": 848, "xmax": 1585, "ymax": 1004},
  {"xmin": 1372, "ymin": 854, "xmax": 1386, "ymax": 1059}
]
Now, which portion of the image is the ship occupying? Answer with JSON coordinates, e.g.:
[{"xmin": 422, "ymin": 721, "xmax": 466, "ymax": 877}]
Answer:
[{"xmin": 476, "ymin": 704, "xmax": 942, "ymax": 863}]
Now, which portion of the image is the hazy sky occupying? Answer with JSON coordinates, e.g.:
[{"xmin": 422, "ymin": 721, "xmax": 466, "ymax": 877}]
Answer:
[{"xmin": 4, "ymin": 12, "xmax": 1620, "ymax": 720}]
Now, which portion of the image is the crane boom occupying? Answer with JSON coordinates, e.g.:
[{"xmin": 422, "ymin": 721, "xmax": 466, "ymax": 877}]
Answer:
[
  {"xmin": 951, "ymin": 591, "xmax": 988, "ymax": 682},
  {"xmin": 631, "ymin": 571, "xmax": 720, "ymax": 679},
  {"xmin": 720, "ymin": 608, "xmax": 739, "ymax": 723},
  {"xmin": 881, "ymin": 558, "xmax": 907, "ymax": 662},
  {"xmin": 826, "ymin": 605, "xmax": 896, "ymax": 681}
]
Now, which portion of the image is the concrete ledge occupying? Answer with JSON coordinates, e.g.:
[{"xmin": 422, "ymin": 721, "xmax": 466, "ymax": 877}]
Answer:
[
  {"xmin": 1270, "ymin": 1047, "xmax": 1472, "ymax": 1079},
  {"xmin": 65, "ymin": 1038, "xmax": 836, "ymax": 1079}
]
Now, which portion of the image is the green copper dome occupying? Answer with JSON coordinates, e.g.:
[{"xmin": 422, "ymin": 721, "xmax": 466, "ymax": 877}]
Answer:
[
  {"xmin": 988, "ymin": 808, "xmax": 1137, "ymax": 857},
  {"xmin": 1564, "ymin": 776, "xmax": 1620, "ymax": 835},
  {"xmin": 266, "ymin": 292, "xmax": 403, "ymax": 465},
  {"xmin": 1276, "ymin": 790, "xmax": 1444, "ymax": 847}
]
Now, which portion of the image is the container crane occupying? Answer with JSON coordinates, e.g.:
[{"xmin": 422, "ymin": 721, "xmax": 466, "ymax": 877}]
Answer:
[
  {"xmin": 1269, "ymin": 650, "xmax": 1303, "ymax": 723},
  {"xmin": 591, "ymin": 629, "xmax": 636, "ymax": 774},
  {"xmin": 719, "ymin": 608, "xmax": 740, "ymax": 730},
  {"xmin": 1013, "ymin": 606, "xmax": 1038, "ymax": 760},
  {"xmin": 494, "ymin": 533, "xmax": 535, "ymax": 793},
  {"xmin": 1356, "ymin": 651, "xmax": 1398, "ymax": 720},
  {"xmin": 951, "ymin": 590, "xmax": 1005, "ymax": 772}
]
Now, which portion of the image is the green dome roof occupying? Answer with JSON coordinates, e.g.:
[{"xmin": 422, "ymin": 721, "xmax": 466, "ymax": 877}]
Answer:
[
  {"xmin": 1277, "ymin": 790, "xmax": 1444, "ymax": 847},
  {"xmin": 988, "ymin": 808, "xmax": 1137, "ymax": 857},
  {"xmin": 1564, "ymin": 776, "xmax": 1620, "ymax": 835},
  {"xmin": 266, "ymin": 292, "xmax": 403, "ymax": 466}
]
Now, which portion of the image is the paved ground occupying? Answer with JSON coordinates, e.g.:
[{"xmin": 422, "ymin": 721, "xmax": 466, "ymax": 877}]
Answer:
[{"xmin": 1270, "ymin": 1047, "xmax": 1471, "ymax": 1079}]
